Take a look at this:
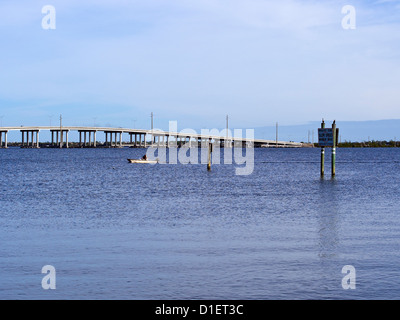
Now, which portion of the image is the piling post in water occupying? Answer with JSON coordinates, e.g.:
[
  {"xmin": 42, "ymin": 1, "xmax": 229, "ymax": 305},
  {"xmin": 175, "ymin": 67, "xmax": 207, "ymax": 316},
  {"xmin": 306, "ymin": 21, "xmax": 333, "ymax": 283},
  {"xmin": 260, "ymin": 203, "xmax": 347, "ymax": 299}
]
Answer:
[
  {"xmin": 332, "ymin": 120, "xmax": 336, "ymax": 177},
  {"xmin": 320, "ymin": 119, "xmax": 325, "ymax": 176},
  {"xmin": 59, "ymin": 115, "xmax": 63, "ymax": 149},
  {"xmin": 207, "ymin": 139, "xmax": 212, "ymax": 171}
]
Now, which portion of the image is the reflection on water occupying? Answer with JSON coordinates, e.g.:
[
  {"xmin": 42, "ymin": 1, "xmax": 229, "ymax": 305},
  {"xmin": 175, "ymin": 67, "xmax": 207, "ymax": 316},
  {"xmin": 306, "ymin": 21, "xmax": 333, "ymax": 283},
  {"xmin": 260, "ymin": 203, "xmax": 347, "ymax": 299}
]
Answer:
[{"xmin": 317, "ymin": 178, "xmax": 340, "ymax": 259}]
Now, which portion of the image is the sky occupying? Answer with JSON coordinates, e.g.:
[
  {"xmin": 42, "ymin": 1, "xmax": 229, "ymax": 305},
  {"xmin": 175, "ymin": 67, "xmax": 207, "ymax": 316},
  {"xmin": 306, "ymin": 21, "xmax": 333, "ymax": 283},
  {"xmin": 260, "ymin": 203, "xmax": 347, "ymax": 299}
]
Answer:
[{"xmin": 0, "ymin": 0, "xmax": 400, "ymax": 133}]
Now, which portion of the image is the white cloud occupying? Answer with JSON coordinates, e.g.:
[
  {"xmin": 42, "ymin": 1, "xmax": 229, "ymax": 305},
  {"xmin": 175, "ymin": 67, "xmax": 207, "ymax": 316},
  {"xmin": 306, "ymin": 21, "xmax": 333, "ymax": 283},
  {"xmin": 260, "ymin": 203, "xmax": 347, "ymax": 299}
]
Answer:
[{"xmin": 1, "ymin": 0, "xmax": 400, "ymax": 126}]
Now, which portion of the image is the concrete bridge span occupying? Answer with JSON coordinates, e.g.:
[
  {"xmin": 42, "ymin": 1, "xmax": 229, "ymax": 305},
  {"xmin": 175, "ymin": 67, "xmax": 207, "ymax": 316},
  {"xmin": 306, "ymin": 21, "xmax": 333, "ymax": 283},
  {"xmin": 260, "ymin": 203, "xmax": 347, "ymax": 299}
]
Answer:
[{"xmin": 0, "ymin": 126, "xmax": 305, "ymax": 148}]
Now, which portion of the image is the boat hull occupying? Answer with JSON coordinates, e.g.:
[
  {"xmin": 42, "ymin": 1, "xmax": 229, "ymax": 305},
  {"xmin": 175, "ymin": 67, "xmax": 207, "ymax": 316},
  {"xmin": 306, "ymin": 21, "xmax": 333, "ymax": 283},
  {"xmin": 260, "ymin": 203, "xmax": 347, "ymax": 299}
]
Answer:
[{"xmin": 127, "ymin": 159, "xmax": 158, "ymax": 164}]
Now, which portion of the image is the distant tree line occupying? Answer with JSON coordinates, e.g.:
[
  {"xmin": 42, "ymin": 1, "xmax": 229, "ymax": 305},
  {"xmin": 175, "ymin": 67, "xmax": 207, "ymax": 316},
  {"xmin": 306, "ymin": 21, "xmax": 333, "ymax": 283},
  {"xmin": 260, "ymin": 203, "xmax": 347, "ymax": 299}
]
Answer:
[{"xmin": 314, "ymin": 140, "xmax": 399, "ymax": 148}]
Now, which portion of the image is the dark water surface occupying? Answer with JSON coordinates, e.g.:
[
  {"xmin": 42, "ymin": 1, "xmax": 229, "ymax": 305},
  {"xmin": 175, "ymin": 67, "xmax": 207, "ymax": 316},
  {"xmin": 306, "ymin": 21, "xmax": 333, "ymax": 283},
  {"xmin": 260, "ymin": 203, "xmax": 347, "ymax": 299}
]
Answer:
[{"xmin": 1, "ymin": 147, "xmax": 400, "ymax": 299}]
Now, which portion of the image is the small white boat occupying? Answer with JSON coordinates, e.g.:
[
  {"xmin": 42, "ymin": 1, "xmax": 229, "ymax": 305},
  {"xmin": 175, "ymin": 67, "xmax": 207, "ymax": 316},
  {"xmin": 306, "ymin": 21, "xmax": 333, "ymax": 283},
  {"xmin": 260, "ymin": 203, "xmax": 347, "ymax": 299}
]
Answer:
[{"xmin": 127, "ymin": 159, "xmax": 158, "ymax": 164}]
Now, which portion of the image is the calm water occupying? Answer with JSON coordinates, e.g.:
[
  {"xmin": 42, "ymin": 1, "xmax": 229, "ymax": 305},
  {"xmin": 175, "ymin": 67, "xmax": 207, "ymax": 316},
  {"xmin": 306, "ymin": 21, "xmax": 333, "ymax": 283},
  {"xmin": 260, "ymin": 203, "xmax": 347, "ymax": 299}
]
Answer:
[{"xmin": 1, "ymin": 147, "xmax": 400, "ymax": 300}]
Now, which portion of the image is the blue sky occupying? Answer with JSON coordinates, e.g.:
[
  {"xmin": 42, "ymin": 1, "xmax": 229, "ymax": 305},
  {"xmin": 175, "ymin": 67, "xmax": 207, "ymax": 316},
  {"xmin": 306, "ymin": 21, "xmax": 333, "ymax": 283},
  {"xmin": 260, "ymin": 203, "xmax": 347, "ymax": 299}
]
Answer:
[{"xmin": 1, "ymin": 0, "xmax": 400, "ymax": 131}]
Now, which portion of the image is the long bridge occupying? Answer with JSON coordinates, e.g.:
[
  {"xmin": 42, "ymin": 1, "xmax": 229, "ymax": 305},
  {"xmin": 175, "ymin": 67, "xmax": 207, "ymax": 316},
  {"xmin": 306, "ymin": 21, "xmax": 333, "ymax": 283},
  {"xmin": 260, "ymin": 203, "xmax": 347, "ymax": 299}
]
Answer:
[{"xmin": 0, "ymin": 126, "xmax": 306, "ymax": 149}]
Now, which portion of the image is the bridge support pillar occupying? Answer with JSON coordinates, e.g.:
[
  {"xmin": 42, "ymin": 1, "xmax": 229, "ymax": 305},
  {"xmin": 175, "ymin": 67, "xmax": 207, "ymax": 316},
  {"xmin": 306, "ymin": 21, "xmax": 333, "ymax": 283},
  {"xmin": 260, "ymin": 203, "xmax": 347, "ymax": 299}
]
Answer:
[
  {"xmin": 51, "ymin": 130, "xmax": 69, "ymax": 148},
  {"xmin": 104, "ymin": 131, "xmax": 123, "ymax": 148},
  {"xmin": 78, "ymin": 130, "xmax": 97, "ymax": 148},
  {"xmin": 128, "ymin": 133, "xmax": 147, "ymax": 148},
  {"xmin": 20, "ymin": 130, "xmax": 40, "ymax": 148},
  {"xmin": 0, "ymin": 131, "xmax": 8, "ymax": 148}
]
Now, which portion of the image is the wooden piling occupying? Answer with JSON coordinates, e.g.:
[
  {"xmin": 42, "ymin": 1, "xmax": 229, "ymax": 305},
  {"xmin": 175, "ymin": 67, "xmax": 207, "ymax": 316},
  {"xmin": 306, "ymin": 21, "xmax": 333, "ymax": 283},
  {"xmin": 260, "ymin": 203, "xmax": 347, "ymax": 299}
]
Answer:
[
  {"xmin": 332, "ymin": 120, "xmax": 336, "ymax": 177},
  {"xmin": 320, "ymin": 120, "xmax": 325, "ymax": 176},
  {"xmin": 207, "ymin": 140, "xmax": 212, "ymax": 171}
]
